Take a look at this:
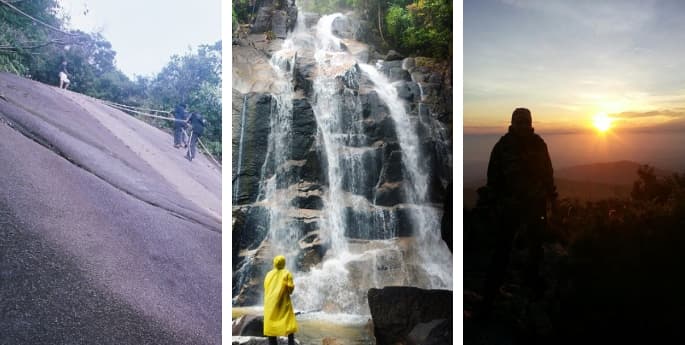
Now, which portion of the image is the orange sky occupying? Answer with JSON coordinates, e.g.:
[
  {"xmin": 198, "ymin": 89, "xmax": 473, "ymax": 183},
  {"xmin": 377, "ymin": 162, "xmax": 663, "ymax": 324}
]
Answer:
[{"xmin": 464, "ymin": 0, "xmax": 685, "ymax": 134}]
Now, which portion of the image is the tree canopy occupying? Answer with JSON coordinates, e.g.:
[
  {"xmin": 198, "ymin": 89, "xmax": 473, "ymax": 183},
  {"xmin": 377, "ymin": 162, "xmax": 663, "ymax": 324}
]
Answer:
[
  {"xmin": 385, "ymin": 0, "xmax": 452, "ymax": 58},
  {"xmin": 0, "ymin": 0, "xmax": 222, "ymax": 159},
  {"xmin": 267, "ymin": 0, "xmax": 452, "ymax": 58}
]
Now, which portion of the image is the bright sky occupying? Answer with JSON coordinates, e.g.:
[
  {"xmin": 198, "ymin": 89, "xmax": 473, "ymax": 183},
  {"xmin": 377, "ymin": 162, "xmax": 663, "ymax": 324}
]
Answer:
[
  {"xmin": 464, "ymin": 0, "xmax": 685, "ymax": 133},
  {"xmin": 58, "ymin": 0, "xmax": 221, "ymax": 78}
]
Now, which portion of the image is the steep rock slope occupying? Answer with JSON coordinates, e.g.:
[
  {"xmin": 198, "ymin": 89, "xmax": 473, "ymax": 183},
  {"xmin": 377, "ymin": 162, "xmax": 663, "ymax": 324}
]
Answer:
[{"xmin": 0, "ymin": 72, "xmax": 221, "ymax": 344}]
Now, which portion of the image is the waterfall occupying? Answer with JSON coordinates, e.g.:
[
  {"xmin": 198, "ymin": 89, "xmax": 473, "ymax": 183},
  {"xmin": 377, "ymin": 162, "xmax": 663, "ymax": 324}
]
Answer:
[
  {"xmin": 358, "ymin": 64, "xmax": 452, "ymax": 288},
  {"xmin": 258, "ymin": 49, "xmax": 299, "ymax": 264},
  {"xmin": 234, "ymin": 8, "xmax": 452, "ymax": 315}
]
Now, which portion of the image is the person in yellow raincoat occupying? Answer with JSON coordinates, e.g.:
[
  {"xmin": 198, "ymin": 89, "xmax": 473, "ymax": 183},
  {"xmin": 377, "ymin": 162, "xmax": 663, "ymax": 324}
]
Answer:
[{"xmin": 264, "ymin": 255, "xmax": 298, "ymax": 345}]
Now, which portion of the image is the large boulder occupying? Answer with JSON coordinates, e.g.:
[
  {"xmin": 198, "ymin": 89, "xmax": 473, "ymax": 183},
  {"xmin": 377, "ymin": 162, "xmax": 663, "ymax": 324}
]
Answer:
[
  {"xmin": 232, "ymin": 336, "xmax": 300, "ymax": 345},
  {"xmin": 367, "ymin": 287, "xmax": 453, "ymax": 345},
  {"xmin": 408, "ymin": 319, "xmax": 452, "ymax": 345},
  {"xmin": 232, "ymin": 315, "xmax": 264, "ymax": 336}
]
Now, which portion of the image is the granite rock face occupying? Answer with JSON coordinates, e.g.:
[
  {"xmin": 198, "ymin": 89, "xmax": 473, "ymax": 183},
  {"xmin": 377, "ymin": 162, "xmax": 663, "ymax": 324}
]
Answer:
[
  {"xmin": 250, "ymin": 0, "xmax": 298, "ymax": 36},
  {"xmin": 232, "ymin": 92, "xmax": 273, "ymax": 205},
  {"xmin": 232, "ymin": 11, "xmax": 452, "ymax": 307},
  {"xmin": 0, "ymin": 72, "xmax": 221, "ymax": 344}
]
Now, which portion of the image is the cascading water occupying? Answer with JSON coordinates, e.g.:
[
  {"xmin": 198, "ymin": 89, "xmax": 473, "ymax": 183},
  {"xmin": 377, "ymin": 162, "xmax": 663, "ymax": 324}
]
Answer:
[
  {"xmin": 233, "ymin": 7, "xmax": 452, "ymax": 317},
  {"xmin": 357, "ymin": 64, "xmax": 453, "ymax": 288},
  {"xmin": 257, "ymin": 47, "xmax": 300, "ymax": 264}
]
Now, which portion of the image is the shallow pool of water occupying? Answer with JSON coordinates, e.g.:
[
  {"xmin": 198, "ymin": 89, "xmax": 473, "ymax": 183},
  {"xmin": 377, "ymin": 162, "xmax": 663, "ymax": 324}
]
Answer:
[{"xmin": 233, "ymin": 307, "xmax": 376, "ymax": 345}]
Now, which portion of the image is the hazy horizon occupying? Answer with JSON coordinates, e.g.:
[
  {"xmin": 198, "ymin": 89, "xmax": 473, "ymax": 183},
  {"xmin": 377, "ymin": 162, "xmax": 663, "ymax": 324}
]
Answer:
[{"xmin": 464, "ymin": 130, "xmax": 685, "ymax": 185}]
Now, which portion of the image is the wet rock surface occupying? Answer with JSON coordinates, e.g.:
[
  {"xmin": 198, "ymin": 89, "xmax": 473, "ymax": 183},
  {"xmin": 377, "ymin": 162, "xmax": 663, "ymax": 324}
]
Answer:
[
  {"xmin": 232, "ymin": 92, "xmax": 273, "ymax": 205},
  {"xmin": 232, "ymin": 315, "xmax": 264, "ymax": 337},
  {"xmin": 232, "ymin": 11, "xmax": 452, "ymax": 308},
  {"xmin": 368, "ymin": 286, "xmax": 452, "ymax": 345}
]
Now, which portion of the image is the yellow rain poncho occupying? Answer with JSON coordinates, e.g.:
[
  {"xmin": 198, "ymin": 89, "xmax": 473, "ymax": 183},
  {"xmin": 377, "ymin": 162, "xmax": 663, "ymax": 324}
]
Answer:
[{"xmin": 263, "ymin": 255, "xmax": 298, "ymax": 336}]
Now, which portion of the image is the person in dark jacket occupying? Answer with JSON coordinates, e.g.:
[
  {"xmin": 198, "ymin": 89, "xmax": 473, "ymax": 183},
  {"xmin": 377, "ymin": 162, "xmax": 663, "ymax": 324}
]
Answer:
[
  {"xmin": 480, "ymin": 107, "xmax": 557, "ymax": 319},
  {"xmin": 173, "ymin": 103, "xmax": 188, "ymax": 148},
  {"xmin": 185, "ymin": 111, "xmax": 206, "ymax": 161}
]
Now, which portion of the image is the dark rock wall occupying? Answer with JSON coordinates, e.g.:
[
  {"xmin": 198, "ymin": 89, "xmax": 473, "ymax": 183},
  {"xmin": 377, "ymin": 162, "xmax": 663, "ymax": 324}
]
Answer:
[
  {"xmin": 248, "ymin": 0, "xmax": 298, "ymax": 38},
  {"xmin": 232, "ymin": 10, "xmax": 453, "ymax": 306},
  {"xmin": 232, "ymin": 92, "xmax": 273, "ymax": 205}
]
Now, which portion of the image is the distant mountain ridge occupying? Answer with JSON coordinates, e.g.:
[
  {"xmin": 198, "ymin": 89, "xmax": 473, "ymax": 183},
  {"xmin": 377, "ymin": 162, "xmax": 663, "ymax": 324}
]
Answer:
[
  {"xmin": 555, "ymin": 160, "xmax": 672, "ymax": 186},
  {"xmin": 464, "ymin": 160, "xmax": 670, "ymax": 208}
]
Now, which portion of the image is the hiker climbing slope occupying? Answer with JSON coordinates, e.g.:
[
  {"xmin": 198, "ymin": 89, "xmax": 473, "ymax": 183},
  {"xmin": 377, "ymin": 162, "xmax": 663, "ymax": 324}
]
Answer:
[
  {"xmin": 185, "ymin": 111, "xmax": 206, "ymax": 162},
  {"xmin": 481, "ymin": 107, "xmax": 557, "ymax": 318},
  {"xmin": 173, "ymin": 103, "xmax": 188, "ymax": 148}
]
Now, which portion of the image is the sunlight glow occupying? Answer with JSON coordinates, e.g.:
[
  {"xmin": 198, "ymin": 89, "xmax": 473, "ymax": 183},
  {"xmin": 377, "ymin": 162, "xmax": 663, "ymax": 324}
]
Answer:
[{"xmin": 592, "ymin": 112, "xmax": 613, "ymax": 132}]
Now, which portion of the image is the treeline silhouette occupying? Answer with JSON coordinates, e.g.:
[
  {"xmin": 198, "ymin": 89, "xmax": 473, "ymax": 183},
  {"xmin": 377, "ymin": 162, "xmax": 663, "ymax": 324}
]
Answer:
[{"xmin": 465, "ymin": 165, "xmax": 685, "ymax": 344}]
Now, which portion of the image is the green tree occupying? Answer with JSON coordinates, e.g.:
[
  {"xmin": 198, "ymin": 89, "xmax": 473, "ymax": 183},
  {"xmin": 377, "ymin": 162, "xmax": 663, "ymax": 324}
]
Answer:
[
  {"xmin": 384, "ymin": 0, "xmax": 452, "ymax": 57},
  {"xmin": 631, "ymin": 165, "xmax": 672, "ymax": 203},
  {"xmin": 147, "ymin": 41, "xmax": 222, "ymax": 159},
  {"xmin": 0, "ymin": 0, "xmax": 70, "ymax": 74},
  {"xmin": 1, "ymin": 0, "xmax": 221, "ymax": 159}
]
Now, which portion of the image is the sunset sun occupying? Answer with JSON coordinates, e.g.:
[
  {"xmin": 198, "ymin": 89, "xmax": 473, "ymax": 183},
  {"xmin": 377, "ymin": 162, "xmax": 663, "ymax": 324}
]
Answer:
[{"xmin": 592, "ymin": 113, "xmax": 613, "ymax": 133}]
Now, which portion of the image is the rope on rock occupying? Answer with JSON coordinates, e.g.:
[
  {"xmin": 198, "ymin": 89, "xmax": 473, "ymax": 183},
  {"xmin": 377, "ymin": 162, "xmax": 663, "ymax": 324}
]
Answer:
[
  {"xmin": 102, "ymin": 101, "xmax": 180, "ymax": 121},
  {"xmin": 98, "ymin": 100, "xmax": 222, "ymax": 169},
  {"xmin": 100, "ymin": 100, "xmax": 172, "ymax": 115}
]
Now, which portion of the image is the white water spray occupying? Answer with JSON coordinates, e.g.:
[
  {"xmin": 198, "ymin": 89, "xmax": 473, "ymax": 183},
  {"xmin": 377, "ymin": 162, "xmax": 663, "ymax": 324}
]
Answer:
[{"xmin": 236, "ymin": 10, "xmax": 452, "ymax": 315}]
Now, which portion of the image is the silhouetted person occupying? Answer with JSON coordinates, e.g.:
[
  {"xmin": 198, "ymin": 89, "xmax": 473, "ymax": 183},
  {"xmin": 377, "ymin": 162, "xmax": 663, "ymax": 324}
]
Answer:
[
  {"xmin": 480, "ymin": 107, "xmax": 557, "ymax": 319},
  {"xmin": 173, "ymin": 103, "xmax": 187, "ymax": 148}
]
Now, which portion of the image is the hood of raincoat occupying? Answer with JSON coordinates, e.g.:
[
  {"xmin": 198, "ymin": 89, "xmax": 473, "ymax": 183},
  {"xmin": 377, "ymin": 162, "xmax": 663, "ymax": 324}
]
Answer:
[{"xmin": 273, "ymin": 255, "xmax": 286, "ymax": 270}]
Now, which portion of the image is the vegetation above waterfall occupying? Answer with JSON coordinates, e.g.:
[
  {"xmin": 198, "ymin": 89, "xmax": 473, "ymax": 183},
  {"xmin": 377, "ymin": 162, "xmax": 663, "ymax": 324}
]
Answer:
[
  {"xmin": 383, "ymin": 0, "xmax": 452, "ymax": 58},
  {"xmin": 232, "ymin": 0, "xmax": 452, "ymax": 59}
]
